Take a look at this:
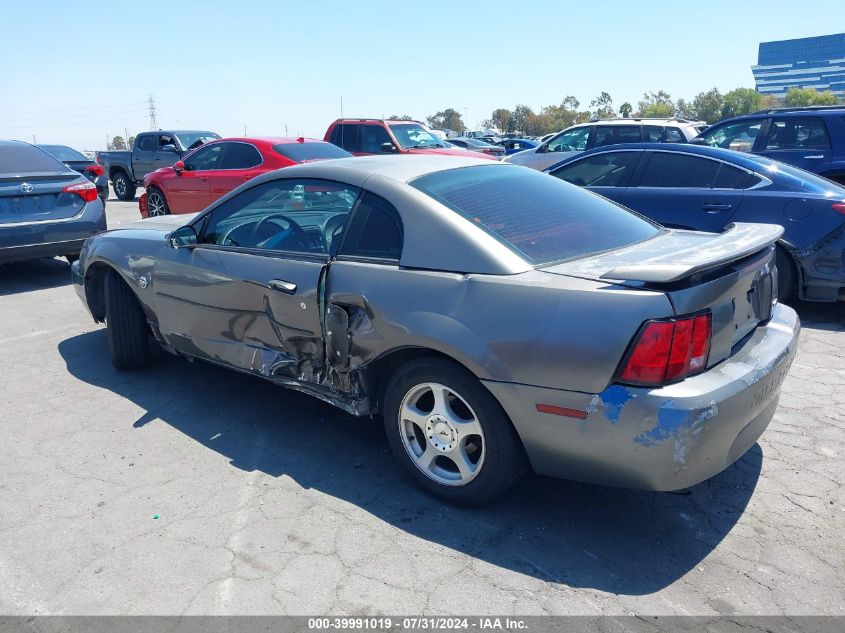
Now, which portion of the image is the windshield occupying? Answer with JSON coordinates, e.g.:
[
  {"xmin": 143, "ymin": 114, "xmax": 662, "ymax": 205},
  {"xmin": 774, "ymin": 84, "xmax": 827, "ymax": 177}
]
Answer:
[
  {"xmin": 743, "ymin": 154, "xmax": 845, "ymax": 195},
  {"xmin": 175, "ymin": 132, "xmax": 221, "ymax": 151},
  {"xmin": 37, "ymin": 145, "xmax": 88, "ymax": 162},
  {"xmin": 388, "ymin": 123, "xmax": 446, "ymax": 149},
  {"xmin": 411, "ymin": 165, "xmax": 660, "ymax": 265},
  {"xmin": 274, "ymin": 142, "xmax": 352, "ymax": 162}
]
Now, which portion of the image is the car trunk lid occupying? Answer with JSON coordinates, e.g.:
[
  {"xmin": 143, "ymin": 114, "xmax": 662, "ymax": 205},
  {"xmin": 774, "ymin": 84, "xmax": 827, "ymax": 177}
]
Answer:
[
  {"xmin": 544, "ymin": 223, "xmax": 783, "ymax": 367},
  {"xmin": 0, "ymin": 172, "xmax": 84, "ymax": 224}
]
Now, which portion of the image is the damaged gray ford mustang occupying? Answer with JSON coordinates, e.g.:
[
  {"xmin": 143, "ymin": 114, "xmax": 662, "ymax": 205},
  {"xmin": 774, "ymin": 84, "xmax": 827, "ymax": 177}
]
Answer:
[{"xmin": 72, "ymin": 155, "xmax": 800, "ymax": 504}]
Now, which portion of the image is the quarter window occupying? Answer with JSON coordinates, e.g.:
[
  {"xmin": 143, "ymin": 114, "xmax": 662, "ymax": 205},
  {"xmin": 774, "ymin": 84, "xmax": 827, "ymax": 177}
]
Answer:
[
  {"xmin": 639, "ymin": 153, "xmax": 721, "ymax": 188},
  {"xmin": 551, "ymin": 151, "xmax": 639, "ymax": 187},
  {"xmin": 698, "ymin": 120, "xmax": 762, "ymax": 153},
  {"xmin": 360, "ymin": 125, "xmax": 393, "ymax": 153},
  {"xmin": 644, "ymin": 126, "xmax": 685, "ymax": 143},
  {"xmin": 221, "ymin": 143, "xmax": 263, "ymax": 169},
  {"xmin": 593, "ymin": 125, "xmax": 642, "ymax": 147},
  {"xmin": 200, "ymin": 179, "xmax": 360, "ymax": 254},
  {"xmin": 764, "ymin": 117, "xmax": 830, "ymax": 150},
  {"xmin": 339, "ymin": 193, "xmax": 403, "ymax": 260},
  {"xmin": 713, "ymin": 164, "xmax": 751, "ymax": 189},
  {"xmin": 331, "ymin": 124, "xmax": 361, "ymax": 152},
  {"xmin": 546, "ymin": 127, "xmax": 591, "ymax": 152},
  {"xmin": 184, "ymin": 144, "xmax": 224, "ymax": 171}
]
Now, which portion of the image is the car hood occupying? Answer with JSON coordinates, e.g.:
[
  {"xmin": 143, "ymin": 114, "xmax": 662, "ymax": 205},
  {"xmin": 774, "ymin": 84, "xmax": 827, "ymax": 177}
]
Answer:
[{"xmin": 116, "ymin": 212, "xmax": 201, "ymax": 235}]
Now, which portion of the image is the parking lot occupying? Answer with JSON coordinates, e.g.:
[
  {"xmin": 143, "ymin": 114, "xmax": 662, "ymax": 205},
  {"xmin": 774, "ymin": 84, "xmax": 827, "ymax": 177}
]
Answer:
[{"xmin": 0, "ymin": 191, "xmax": 842, "ymax": 616}]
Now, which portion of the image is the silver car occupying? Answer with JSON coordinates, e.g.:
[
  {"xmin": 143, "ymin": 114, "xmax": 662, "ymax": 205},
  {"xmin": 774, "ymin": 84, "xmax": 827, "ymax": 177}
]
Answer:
[
  {"xmin": 505, "ymin": 118, "xmax": 703, "ymax": 171},
  {"xmin": 72, "ymin": 156, "xmax": 799, "ymax": 504}
]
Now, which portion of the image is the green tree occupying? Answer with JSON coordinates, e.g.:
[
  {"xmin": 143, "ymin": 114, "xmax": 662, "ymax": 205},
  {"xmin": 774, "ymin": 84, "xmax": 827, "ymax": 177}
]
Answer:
[
  {"xmin": 721, "ymin": 88, "xmax": 773, "ymax": 119},
  {"xmin": 590, "ymin": 92, "xmax": 615, "ymax": 119},
  {"xmin": 389, "ymin": 114, "xmax": 414, "ymax": 120},
  {"xmin": 127, "ymin": 135, "xmax": 136, "ymax": 148},
  {"xmin": 691, "ymin": 88, "xmax": 724, "ymax": 123},
  {"xmin": 426, "ymin": 108, "xmax": 465, "ymax": 132},
  {"xmin": 110, "ymin": 135, "xmax": 126, "ymax": 150},
  {"xmin": 675, "ymin": 98, "xmax": 695, "ymax": 120},
  {"xmin": 783, "ymin": 88, "xmax": 840, "ymax": 107},
  {"xmin": 490, "ymin": 108, "xmax": 512, "ymax": 133},
  {"xmin": 619, "ymin": 102, "xmax": 633, "ymax": 118},
  {"xmin": 637, "ymin": 91, "xmax": 674, "ymax": 118},
  {"xmin": 510, "ymin": 104, "xmax": 534, "ymax": 133}
]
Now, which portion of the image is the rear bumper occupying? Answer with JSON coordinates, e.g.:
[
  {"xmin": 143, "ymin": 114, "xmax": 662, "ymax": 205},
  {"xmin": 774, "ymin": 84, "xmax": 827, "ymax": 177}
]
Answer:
[
  {"xmin": 0, "ymin": 198, "xmax": 106, "ymax": 264},
  {"xmin": 484, "ymin": 303, "xmax": 800, "ymax": 491}
]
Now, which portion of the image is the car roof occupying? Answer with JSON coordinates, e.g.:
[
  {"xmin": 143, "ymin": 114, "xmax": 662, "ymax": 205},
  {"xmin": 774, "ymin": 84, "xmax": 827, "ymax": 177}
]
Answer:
[
  {"xmin": 256, "ymin": 154, "xmax": 499, "ymax": 185},
  {"xmin": 205, "ymin": 136, "xmax": 328, "ymax": 146},
  {"xmin": 715, "ymin": 106, "xmax": 845, "ymax": 125},
  {"xmin": 544, "ymin": 142, "xmax": 767, "ymax": 171}
]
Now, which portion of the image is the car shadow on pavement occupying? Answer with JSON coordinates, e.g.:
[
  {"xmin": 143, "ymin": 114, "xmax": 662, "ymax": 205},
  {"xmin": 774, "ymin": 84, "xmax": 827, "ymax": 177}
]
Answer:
[
  {"xmin": 59, "ymin": 329, "xmax": 764, "ymax": 596},
  {"xmin": 0, "ymin": 257, "xmax": 72, "ymax": 296},
  {"xmin": 790, "ymin": 299, "xmax": 844, "ymax": 332}
]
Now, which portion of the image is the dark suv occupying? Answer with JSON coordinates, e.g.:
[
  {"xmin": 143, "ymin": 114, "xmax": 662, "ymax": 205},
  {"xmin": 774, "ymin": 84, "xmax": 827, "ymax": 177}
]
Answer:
[{"xmin": 695, "ymin": 106, "xmax": 845, "ymax": 184}]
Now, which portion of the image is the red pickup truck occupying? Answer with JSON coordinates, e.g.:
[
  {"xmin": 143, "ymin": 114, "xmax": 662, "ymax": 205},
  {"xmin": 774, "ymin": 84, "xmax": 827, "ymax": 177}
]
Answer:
[{"xmin": 325, "ymin": 119, "xmax": 496, "ymax": 159}]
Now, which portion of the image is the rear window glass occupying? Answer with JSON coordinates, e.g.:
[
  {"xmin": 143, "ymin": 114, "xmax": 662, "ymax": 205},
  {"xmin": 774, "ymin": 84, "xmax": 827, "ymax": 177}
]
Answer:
[
  {"xmin": 744, "ymin": 154, "xmax": 843, "ymax": 194},
  {"xmin": 411, "ymin": 165, "xmax": 659, "ymax": 265},
  {"xmin": 0, "ymin": 143, "xmax": 67, "ymax": 174},
  {"xmin": 37, "ymin": 145, "xmax": 88, "ymax": 162},
  {"xmin": 274, "ymin": 142, "xmax": 352, "ymax": 162}
]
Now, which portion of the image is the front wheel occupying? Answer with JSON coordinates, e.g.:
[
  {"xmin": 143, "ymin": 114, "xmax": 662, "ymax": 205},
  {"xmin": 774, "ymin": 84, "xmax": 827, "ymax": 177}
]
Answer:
[
  {"xmin": 104, "ymin": 270, "xmax": 150, "ymax": 369},
  {"xmin": 147, "ymin": 187, "xmax": 170, "ymax": 217},
  {"xmin": 112, "ymin": 172, "xmax": 137, "ymax": 201},
  {"xmin": 383, "ymin": 358, "xmax": 526, "ymax": 505}
]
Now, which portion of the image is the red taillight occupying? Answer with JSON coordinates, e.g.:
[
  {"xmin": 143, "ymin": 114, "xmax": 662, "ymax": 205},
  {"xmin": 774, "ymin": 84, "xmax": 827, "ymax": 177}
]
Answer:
[
  {"xmin": 85, "ymin": 164, "xmax": 105, "ymax": 177},
  {"xmin": 833, "ymin": 202, "xmax": 845, "ymax": 215},
  {"xmin": 62, "ymin": 181, "xmax": 98, "ymax": 203},
  {"xmin": 618, "ymin": 313, "xmax": 712, "ymax": 387}
]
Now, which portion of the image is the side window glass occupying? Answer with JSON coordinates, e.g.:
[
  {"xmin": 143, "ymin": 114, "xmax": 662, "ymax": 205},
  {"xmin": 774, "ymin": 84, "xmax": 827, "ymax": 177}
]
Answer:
[
  {"xmin": 639, "ymin": 153, "xmax": 720, "ymax": 188},
  {"xmin": 360, "ymin": 125, "xmax": 393, "ymax": 153},
  {"xmin": 137, "ymin": 136, "xmax": 155, "ymax": 152},
  {"xmin": 644, "ymin": 126, "xmax": 664, "ymax": 142},
  {"xmin": 159, "ymin": 134, "xmax": 177, "ymax": 150},
  {"xmin": 594, "ymin": 126, "xmax": 642, "ymax": 147},
  {"xmin": 221, "ymin": 143, "xmax": 262, "ymax": 169},
  {"xmin": 713, "ymin": 164, "xmax": 751, "ymax": 189},
  {"xmin": 551, "ymin": 152, "xmax": 639, "ymax": 187},
  {"xmin": 201, "ymin": 179, "xmax": 360, "ymax": 254},
  {"xmin": 339, "ymin": 193, "xmax": 403, "ymax": 260},
  {"xmin": 699, "ymin": 120, "xmax": 762, "ymax": 152},
  {"xmin": 547, "ymin": 127, "xmax": 590, "ymax": 152},
  {"xmin": 184, "ymin": 144, "xmax": 224, "ymax": 171},
  {"xmin": 764, "ymin": 117, "xmax": 830, "ymax": 150},
  {"xmin": 334, "ymin": 125, "xmax": 360, "ymax": 152}
]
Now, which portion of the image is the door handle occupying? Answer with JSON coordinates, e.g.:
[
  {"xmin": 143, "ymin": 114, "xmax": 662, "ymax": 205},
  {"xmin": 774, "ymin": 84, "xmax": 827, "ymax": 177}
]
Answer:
[
  {"xmin": 803, "ymin": 155, "xmax": 824, "ymax": 159},
  {"xmin": 702, "ymin": 203, "xmax": 732, "ymax": 213},
  {"xmin": 268, "ymin": 279, "xmax": 297, "ymax": 294}
]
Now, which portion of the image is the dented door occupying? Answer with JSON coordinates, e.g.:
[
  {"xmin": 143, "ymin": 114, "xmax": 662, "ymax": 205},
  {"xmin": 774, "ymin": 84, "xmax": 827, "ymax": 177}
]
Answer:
[{"xmin": 154, "ymin": 246, "xmax": 327, "ymax": 380}]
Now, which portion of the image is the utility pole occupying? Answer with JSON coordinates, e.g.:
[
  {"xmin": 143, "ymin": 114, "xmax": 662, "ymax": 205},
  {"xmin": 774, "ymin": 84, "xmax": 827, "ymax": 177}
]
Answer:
[
  {"xmin": 285, "ymin": 124, "xmax": 288, "ymax": 136},
  {"xmin": 125, "ymin": 128, "xmax": 129, "ymax": 147},
  {"xmin": 147, "ymin": 95, "xmax": 158, "ymax": 131},
  {"xmin": 244, "ymin": 123, "xmax": 247, "ymax": 136},
  {"xmin": 106, "ymin": 133, "xmax": 110, "ymax": 150}
]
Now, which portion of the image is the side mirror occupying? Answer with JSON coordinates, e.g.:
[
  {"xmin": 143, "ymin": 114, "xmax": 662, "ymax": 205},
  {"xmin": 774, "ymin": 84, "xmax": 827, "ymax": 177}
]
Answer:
[
  {"xmin": 689, "ymin": 137, "xmax": 706, "ymax": 145},
  {"xmin": 160, "ymin": 143, "xmax": 178, "ymax": 152},
  {"xmin": 173, "ymin": 160, "xmax": 185, "ymax": 173},
  {"xmin": 380, "ymin": 142, "xmax": 397, "ymax": 153},
  {"xmin": 168, "ymin": 225, "xmax": 197, "ymax": 249}
]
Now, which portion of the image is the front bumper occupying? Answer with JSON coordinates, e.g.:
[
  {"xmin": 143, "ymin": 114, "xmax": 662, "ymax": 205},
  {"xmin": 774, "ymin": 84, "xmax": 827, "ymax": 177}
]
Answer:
[
  {"xmin": 483, "ymin": 303, "xmax": 800, "ymax": 491},
  {"xmin": 0, "ymin": 198, "xmax": 106, "ymax": 264}
]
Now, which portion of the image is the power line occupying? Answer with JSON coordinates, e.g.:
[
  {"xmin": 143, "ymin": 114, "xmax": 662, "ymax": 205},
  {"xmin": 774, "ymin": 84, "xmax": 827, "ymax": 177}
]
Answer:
[
  {"xmin": 148, "ymin": 95, "xmax": 158, "ymax": 130},
  {"xmin": 2, "ymin": 108, "xmax": 148, "ymax": 124},
  {"xmin": 0, "ymin": 101, "xmax": 147, "ymax": 116},
  {"xmin": 0, "ymin": 114, "xmax": 148, "ymax": 131}
]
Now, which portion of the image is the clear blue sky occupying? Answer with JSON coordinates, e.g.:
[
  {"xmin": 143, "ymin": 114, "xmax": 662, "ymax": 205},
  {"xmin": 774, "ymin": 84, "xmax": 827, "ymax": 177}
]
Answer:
[{"xmin": 1, "ymin": 0, "xmax": 842, "ymax": 150}]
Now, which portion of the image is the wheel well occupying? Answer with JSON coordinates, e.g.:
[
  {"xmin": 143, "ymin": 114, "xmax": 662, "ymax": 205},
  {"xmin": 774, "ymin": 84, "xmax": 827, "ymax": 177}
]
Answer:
[
  {"xmin": 84, "ymin": 262, "xmax": 112, "ymax": 322},
  {"xmin": 109, "ymin": 167, "xmax": 127, "ymax": 182},
  {"xmin": 363, "ymin": 347, "xmax": 478, "ymax": 412}
]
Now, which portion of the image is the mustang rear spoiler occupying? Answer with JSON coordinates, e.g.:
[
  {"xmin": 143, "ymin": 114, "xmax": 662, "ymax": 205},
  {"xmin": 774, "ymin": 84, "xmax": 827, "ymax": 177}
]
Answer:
[{"xmin": 601, "ymin": 223, "xmax": 784, "ymax": 283}]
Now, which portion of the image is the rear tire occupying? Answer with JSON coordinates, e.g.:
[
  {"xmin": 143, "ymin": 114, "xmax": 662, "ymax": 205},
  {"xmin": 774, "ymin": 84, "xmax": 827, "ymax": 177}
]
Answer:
[
  {"xmin": 775, "ymin": 245, "xmax": 796, "ymax": 303},
  {"xmin": 146, "ymin": 187, "xmax": 170, "ymax": 216},
  {"xmin": 113, "ymin": 171, "xmax": 137, "ymax": 201},
  {"xmin": 104, "ymin": 270, "xmax": 150, "ymax": 369},
  {"xmin": 382, "ymin": 358, "xmax": 526, "ymax": 505}
]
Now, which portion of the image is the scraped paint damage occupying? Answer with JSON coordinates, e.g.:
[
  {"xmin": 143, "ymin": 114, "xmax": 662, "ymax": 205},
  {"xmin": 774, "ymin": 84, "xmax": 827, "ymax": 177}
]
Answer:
[{"xmin": 634, "ymin": 399, "xmax": 719, "ymax": 464}]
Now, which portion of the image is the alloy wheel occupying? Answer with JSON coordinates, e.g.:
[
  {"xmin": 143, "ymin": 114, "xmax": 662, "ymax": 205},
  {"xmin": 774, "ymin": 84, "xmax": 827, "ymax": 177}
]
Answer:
[
  {"xmin": 398, "ymin": 382, "xmax": 485, "ymax": 486},
  {"xmin": 148, "ymin": 192, "xmax": 167, "ymax": 216}
]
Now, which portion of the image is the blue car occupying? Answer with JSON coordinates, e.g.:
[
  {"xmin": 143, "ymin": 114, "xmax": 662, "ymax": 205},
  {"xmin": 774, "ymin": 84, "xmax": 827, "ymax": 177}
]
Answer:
[
  {"xmin": 0, "ymin": 140, "xmax": 106, "ymax": 265},
  {"xmin": 694, "ymin": 106, "xmax": 845, "ymax": 185},
  {"xmin": 500, "ymin": 138, "xmax": 538, "ymax": 156},
  {"xmin": 546, "ymin": 143, "xmax": 845, "ymax": 302}
]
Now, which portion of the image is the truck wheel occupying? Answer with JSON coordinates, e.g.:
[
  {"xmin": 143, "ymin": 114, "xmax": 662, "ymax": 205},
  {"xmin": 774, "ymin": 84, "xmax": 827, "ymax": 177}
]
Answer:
[
  {"xmin": 113, "ymin": 172, "xmax": 137, "ymax": 201},
  {"xmin": 147, "ymin": 187, "xmax": 171, "ymax": 216},
  {"xmin": 104, "ymin": 270, "xmax": 150, "ymax": 369},
  {"xmin": 382, "ymin": 357, "xmax": 526, "ymax": 505},
  {"xmin": 775, "ymin": 245, "xmax": 796, "ymax": 303}
]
